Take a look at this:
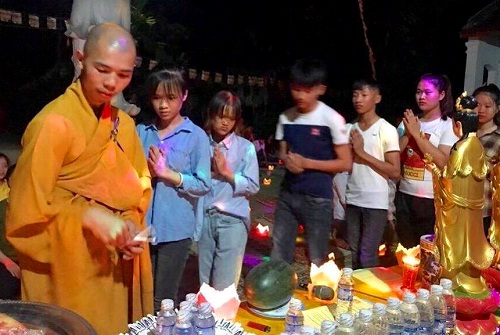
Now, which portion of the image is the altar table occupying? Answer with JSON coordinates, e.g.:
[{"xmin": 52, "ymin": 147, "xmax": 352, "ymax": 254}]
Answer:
[{"xmin": 235, "ymin": 266, "xmax": 403, "ymax": 334}]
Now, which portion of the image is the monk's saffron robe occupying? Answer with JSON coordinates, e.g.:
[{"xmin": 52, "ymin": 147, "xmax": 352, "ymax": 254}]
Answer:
[{"xmin": 6, "ymin": 80, "xmax": 153, "ymax": 335}]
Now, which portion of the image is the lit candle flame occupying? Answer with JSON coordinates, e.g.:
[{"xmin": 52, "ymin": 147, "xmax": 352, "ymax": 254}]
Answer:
[
  {"xmin": 256, "ymin": 223, "xmax": 269, "ymax": 236},
  {"xmin": 309, "ymin": 253, "xmax": 341, "ymax": 291},
  {"xmin": 379, "ymin": 244, "xmax": 387, "ymax": 257},
  {"xmin": 395, "ymin": 243, "xmax": 420, "ymax": 268},
  {"xmin": 402, "ymin": 255, "xmax": 420, "ymax": 267}
]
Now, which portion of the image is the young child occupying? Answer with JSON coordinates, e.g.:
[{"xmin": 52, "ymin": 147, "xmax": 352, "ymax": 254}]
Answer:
[
  {"xmin": 270, "ymin": 58, "xmax": 352, "ymax": 266},
  {"xmin": 136, "ymin": 69, "xmax": 211, "ymax": 309},
  {"xmin": 198, "ymin": 90, "xmax": 260, "ymax": 290},
  {"xmin": 345, "ymin": 78, "xmax": 400, "ymax": 269},
  {"xmin": 0, "ymin": 163, "xmax": 20, "ymax": 300},
  {"xmin": 0, "ymin": 153, "xmax": 10, "ymax": 202}
]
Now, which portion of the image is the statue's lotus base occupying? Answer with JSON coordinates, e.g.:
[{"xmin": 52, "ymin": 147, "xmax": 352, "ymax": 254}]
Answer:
[
  {"xmin": 453, "ymin": 268, "xmax": 500, "ymax": 334},
  {"xmin": 482, "ymin": 267, "xmax": 500, "ymax": 292},
  {"xmin": 456, "ymin": 314, "xmax": 498, "ymax": 335},
  {"xmin": 455, "ymin": 292, "xmax": 498, "ymax": 321}
]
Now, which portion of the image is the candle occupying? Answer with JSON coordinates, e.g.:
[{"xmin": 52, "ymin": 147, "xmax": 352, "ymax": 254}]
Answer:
[
  {"xmin": 308, "ymin": 253, "xmax": 341, "ymax": 302},
  {"xmin": 256, "ymin": 223, "xmax": 269, "ymax": 236},
  {"xmin": 402, "ymin": 255, "xmax": 420, "ymax": 292}
]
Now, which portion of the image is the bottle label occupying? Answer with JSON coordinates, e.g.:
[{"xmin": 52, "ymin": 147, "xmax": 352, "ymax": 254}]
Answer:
[
  {"xmin": 285, "ymin": 314, "xmax": 304, "ymax": 326},
  {"xmin": 434, "ymin": 319, "xmax": 445, "ymax": 335},
  {"xmin": 337, "ymin": 286, "xmax": 353, "ymax": 301}
]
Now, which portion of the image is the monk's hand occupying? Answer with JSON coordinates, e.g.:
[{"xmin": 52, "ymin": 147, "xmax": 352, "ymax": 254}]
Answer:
[
  {"xmin": 119, "ymin": 240, "xmax": 145, "ymax": 260},
  {"xmin": 118, "ymin": 220, "xmax": 145, "ymax": 260},
  {"xmin": 82, "ymin": 207, "xmax": 131, "ymax": 248},
  {"xmin": 2, "ymin": 258, "xmax": 20, "ymax": 278}
]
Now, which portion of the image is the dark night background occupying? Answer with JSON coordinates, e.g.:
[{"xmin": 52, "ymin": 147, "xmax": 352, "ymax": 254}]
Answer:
[{"xmin": 0, "ymin": 0, "xmax": 495, "ymax": 137}]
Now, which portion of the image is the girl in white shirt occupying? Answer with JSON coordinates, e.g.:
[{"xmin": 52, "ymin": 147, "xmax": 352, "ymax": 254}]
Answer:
[{"xmin": 395, "ymin": 73, "xmax": 459, "ymax": 248}]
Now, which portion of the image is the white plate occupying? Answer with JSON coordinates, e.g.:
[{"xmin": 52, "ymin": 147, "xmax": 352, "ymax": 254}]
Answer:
[{"xmin": 247, "ymin": 300, "xmax": 290, "ymax": 319}]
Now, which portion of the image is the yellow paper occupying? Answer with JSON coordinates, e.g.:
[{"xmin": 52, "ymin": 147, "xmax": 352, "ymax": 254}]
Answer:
[
  {"xmin": 351, "ymin": 296, "xmax": 373, "ymax": 315},
  {"xmin": 303, "ymin": 306, "xmax": 335, "ymax": 328},
  {"xmin": 352, "ymin": 267, "xmax": 403, "ymax": 299},
  {"xmin": 303, "ymin": 297, "xmax": 373, "ymax": 329}
]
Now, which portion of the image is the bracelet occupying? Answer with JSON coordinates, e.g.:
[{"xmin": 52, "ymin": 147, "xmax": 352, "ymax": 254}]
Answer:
[{"xmin": 174, "ymin": 172, "xmax": 183, "ymax": 188}]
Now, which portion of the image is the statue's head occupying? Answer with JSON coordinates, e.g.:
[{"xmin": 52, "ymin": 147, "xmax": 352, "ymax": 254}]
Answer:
[{"xmin": 454, "ymin": 92, "xmax": 479, "ymax": 138}]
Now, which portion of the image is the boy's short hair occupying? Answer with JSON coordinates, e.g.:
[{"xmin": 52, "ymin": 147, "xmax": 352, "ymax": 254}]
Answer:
[
  {"xmin": 352, "ymin": 78, "xmax": 381, "ymax": 93},
  {"xmin": 290, "ymin": 58, "xmax": 328, "ymax": 87}
]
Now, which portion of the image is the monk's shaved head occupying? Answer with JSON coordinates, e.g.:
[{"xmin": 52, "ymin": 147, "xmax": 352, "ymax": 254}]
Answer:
[
  {"xmin": 84, "ymin": 22, "xmax": 136, "ymax": 57},
  {"xmin": 77, "ymin": 22, "xmax": 137, "ymax": 108}
]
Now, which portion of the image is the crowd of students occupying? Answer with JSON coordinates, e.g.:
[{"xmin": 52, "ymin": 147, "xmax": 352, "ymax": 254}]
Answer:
[
  {"xmin": 1, "ymin": 22, "xmax": 500, "ymax": 335},
  {"xmin": 268, "ymin": 59, "xmax": 500, "ymax": 277}
]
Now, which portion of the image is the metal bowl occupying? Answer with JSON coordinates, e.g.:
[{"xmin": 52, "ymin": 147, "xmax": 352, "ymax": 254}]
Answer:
[{"xmin": 0, "ymin": 300, "xmax": 97, "ymax": 335}]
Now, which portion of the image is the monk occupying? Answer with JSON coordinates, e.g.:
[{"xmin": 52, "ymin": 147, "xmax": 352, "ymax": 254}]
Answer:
[{"xmin": 6, "ymin": 23, "xmax": 153, "ymax": 335}]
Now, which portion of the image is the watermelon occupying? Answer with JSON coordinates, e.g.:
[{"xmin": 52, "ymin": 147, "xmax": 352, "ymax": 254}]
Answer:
[{"xmin": 243, "ymin": 260, "xmax": 298, "ymax": 310}]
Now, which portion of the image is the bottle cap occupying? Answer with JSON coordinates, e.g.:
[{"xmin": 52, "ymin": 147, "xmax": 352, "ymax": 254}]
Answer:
[
  {"xmin": 431, "ymin": 285, "xmax": 443, "ymax": 295},
  {"xmin": 179, "ymin": 300, "xmax": 192, "ymax": 310},
  {"xmin": 440, "ymin": 278, "xmax": 453, "ymax": 290},
  {"xmin": 198, "ymin": 302, "xmax": 212, "ymax": 314},
  {"xmin": 373, "ymin": 302, "xmax": 386, "ymax": 314},
  {"xmin": 403, "ymin": 291, "xmax": 416, "ymax": 304},
  {"xmin": 185, "ymin": 293, "xmax": 197, "ymax": 303},
  {"xmin": 320, "ymin": 320, "xmax": 338, "ymax": 333},
  {"xmin": 358, "ymin": 309, "xmax": 372, "ymax": 322},
  {"xmin": 342, "ymin": 268, "xmax": 353, "ymax": 276},
  {"xmin": 289, "ymin": 297, "xmax": 302, "ymax": 310},
  {"xmin": 387, "ymin": 297, "xmax": 400, "ymax": 309},
  {"xmin": 176, "ymin": 309, "xmax": 191, "ymax": 324},
  {"xmin": 160, "ymin": 298, "xmax": 174, "ymax": 311},
  {"xmin": 417, "ymin": 288, "xmax": 430, "ymax": 300},
  {"xmin": 337, "ymin": 313, "xmax": 353, "ymax": 327}
]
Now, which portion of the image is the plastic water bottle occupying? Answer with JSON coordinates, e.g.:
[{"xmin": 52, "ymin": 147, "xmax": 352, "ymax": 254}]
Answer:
[
  {"xmin": 179, "ymin": 301, "xmax": 195, "ymax": 327},
  {"xmin": 319, "ymin": 320, "xmax": 338, "ymax": 335},
  {"xmin": 372, "ymin": 302, "xmax": 388, "ymax": 335},
  {"xmin": 284, "ymin": 297, "xmax": 304, "ymax": 333},
  {"xmin": 386, "ymin": 297, "xmax": 404, "ymax": 334},
  {"xmin": 430, "ymin": 285, "xmax": 446, "ymax": 335},
  {"xmin": 193, "ymin": 302, "xmax": 215, "ymax": 335},
  {"xmin": 353, "ymin": 309, "xmax": 374, "ymax": 334},
  {"xmin": 185, "ymin": 293, "xmax": 197, "ymax": 304},
  {"xmin": 400, "ymin": 291, "xmax": 420, "ymax": 335},
  {"xmin": 174, "ymin": 309, "xmax": 193, "ymax": 335},
  {"xmin": 336, "ymin": 313, "xmax": 354, "ymax": 335},
  {"xmin": 156, "ymin": 299, "xmax": 177, "ymax": 335},
  {"xmin": 335, "ymin": 268, "xmax": 354, "ymax": 319},
  {"xmin": 440, "ymin": 278, "xmax": 456, "ymax": 334},
  {"xmin": 416, "ymin": 288, "xmax": 434, "ymax": 335},
  {"xmin": 185, "ymin": 293, "xmax": 199, "ymax": 323},
  {"xmin": 179, "ymin": 300, "xmax": 193, "ymax": 313}
]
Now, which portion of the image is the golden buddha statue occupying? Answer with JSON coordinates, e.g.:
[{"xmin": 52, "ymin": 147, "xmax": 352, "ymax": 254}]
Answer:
[
  {"xmin": 425, "ymin": 92, "xmax": 495, "ymax": 294},
  {"xmin": 490, "ymin": 153, "xmax": 500, "ymax": 256}
]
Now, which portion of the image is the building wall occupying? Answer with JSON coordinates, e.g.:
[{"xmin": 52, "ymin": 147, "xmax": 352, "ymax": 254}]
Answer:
[{"xmin": 464, "ymin": 38, "xmax": 500, "ymax": 93}]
